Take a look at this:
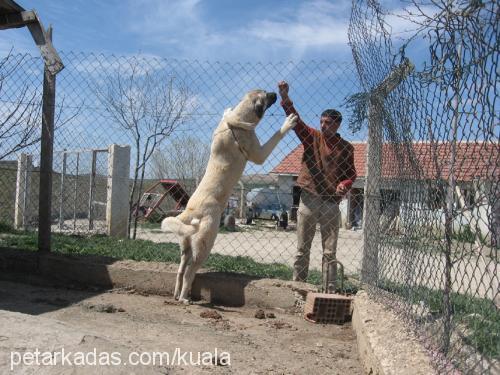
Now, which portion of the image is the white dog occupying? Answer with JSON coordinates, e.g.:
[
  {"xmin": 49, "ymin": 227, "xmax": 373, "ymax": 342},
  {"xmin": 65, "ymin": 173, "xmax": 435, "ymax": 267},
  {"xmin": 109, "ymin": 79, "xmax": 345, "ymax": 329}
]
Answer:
[{"xmin": 161, "ymin": 90, "xmax": 298, "ymax": 303}]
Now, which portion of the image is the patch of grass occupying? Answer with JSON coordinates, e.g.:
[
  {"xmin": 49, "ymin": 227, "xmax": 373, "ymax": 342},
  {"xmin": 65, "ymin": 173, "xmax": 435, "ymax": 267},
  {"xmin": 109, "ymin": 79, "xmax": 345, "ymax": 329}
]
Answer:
[
  {"xmin": 306, "ymin": 270, "xmax": 322, "ymax": 285},
  {"xmin": 384, "ymin": 234, "xmax": 443, "ymax": 255},
  {"xmin": 452, "ymin": 225, "xmax": 476, "ymax": 244},
  {"xmin": 0, "ymin": 222, "xmax": 19, "ymax": 234},
  {"xmin": 0, "ymin": 229, "xmax": 181, "ymax": 263},
  {"xmin": 1, "ymin": 226, "xmax": 360, "ymax": 293},
  {"xmin": 452, "ymin": 224, "xmax": 489, "ymax": 246},
  {"xmin": 218, "ymin": 225, "xmax": 245, "ymax": 233},
  {"xmin": 137, "ymin": 221, "xmax": 161, "ymax": 230},
  {"xmin": 205, "ymin": 253, "xmax": 293, "ymax": 280},
  {"xmin": 378, "ymin": 280, "xmax": 499, "ymax": 359},
  {"xmin": 306, "ymin": 269, "xmax": 360, "ymax": 293}
]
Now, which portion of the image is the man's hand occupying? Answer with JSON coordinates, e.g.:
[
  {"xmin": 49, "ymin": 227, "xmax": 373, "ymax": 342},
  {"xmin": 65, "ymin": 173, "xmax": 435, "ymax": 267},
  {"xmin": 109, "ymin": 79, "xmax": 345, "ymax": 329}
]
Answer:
[
  {"xmin": 336, "ymin": 183, "xmax": 349, "ymax": 196},
  {"xmin": 280, "ymin": 113, "xmax": 298, "ymax": 135},
  {"xmin": 278, "ymin": 81, "xmax": 290, "ymax": 100}
]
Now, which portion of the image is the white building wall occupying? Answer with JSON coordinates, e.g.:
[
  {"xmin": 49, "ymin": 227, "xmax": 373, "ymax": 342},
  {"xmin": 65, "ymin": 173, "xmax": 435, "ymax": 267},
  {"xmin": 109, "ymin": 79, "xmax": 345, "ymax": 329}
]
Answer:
[{"xmin": 276, "ymin": 174, "xmax": 294, "ymax": 208}]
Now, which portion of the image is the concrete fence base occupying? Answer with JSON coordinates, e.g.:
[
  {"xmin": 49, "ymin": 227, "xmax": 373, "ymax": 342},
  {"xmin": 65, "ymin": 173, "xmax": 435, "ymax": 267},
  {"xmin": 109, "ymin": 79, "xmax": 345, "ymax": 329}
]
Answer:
[
  {"xmin": 0, "ymin": 247, "xmax": 315, "ymax": 309},
  {"xmin": 352, "ymin": 291, "xmax": 437, "ymax": 375}
]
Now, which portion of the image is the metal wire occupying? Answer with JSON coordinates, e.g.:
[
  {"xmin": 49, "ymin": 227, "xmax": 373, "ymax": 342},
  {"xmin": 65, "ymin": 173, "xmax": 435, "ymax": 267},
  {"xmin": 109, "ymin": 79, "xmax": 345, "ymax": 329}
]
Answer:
[
  {"xmin": 0, "ymin": 50, "xmax": 364, "ymax": 289},
  {"xmin": 348, "ymin": 0, "xmax": 499, "ymax": 373}
]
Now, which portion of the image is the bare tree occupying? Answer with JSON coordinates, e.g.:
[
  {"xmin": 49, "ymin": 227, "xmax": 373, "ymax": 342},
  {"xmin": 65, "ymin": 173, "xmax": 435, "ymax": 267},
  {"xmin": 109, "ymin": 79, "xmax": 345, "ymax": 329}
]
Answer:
[
  {"xmin": 97, "ymin": 59, "xmax": 192, "ymax": 238},
  {"xmin": 0, "ymin": 52, "xmax": 41, "ymax": 160},
  {"xmin": 151, "ymin": 135, "xmax": 210, "ymax": 194},
  {"xmin": 0, "ymin": 51, "xmax": 80, "ymax": 161}
]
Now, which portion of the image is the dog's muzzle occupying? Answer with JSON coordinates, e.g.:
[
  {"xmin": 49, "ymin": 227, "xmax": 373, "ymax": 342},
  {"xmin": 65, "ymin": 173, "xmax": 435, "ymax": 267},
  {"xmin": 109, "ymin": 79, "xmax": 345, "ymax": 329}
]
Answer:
[{"xmin": 266, "ymin": 92, "xmax": 277, "ymax": 108}]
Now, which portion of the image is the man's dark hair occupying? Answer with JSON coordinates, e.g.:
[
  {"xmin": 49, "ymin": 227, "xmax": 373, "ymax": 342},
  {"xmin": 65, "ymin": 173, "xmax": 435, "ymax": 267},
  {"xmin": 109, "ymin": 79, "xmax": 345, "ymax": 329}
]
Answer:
[{"xmin": 321, "ymin": 109, "xmax": 342, "ymax": 123}]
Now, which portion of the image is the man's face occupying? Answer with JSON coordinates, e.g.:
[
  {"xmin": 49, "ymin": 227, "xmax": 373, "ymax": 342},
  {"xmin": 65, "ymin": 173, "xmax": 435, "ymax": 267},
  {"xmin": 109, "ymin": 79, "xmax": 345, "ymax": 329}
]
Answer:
[{"xmin": 320, "ymin": 116, "xmax": 340, "ymax": 138}]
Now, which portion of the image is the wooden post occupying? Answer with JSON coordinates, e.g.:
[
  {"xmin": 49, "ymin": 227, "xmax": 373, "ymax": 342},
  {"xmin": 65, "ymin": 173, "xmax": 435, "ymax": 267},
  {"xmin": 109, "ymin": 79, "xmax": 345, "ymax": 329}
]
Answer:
[
  {"xmin": 38, "ymin": 26, "xmax": 57, "ymax": 252},
  {"xmin": 361, "ymin": 58, "xmax": 414, "ymax": 284}
]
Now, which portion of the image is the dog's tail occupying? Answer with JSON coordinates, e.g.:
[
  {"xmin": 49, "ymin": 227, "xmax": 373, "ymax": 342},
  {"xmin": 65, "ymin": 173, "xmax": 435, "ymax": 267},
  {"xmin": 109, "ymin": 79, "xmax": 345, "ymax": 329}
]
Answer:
[{"xmin": 161, "ymin": 216, "xmax": 200, "ymax": 237}]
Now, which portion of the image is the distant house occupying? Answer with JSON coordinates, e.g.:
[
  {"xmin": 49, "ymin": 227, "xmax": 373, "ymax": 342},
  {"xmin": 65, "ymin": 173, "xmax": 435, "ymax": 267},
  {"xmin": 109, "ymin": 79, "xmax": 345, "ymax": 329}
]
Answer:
[{"xmin": 270, "ymin": 141, "xmax": 499, "ymax": 245}]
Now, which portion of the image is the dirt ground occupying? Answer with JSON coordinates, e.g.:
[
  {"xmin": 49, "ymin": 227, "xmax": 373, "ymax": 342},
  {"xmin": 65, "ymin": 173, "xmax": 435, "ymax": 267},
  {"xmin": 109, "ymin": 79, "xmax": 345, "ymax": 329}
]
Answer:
[{"xmin": 0, "ymin": 280, "xmax": 362, "ymax": 374}]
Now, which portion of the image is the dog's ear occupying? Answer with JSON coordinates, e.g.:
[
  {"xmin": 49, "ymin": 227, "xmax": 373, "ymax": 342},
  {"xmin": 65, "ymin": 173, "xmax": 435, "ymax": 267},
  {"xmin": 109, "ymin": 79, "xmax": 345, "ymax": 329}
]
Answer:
[{"xmin": 254, "ymin": 99, "xmax": 265, "ymax": 118}]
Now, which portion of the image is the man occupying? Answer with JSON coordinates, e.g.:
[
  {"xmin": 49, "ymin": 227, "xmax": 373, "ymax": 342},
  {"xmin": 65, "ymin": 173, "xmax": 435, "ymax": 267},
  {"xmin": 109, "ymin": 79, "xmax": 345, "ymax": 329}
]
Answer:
[{"xmin": 278, "ymin": 81, "xmax": 356, "ymax": 293}]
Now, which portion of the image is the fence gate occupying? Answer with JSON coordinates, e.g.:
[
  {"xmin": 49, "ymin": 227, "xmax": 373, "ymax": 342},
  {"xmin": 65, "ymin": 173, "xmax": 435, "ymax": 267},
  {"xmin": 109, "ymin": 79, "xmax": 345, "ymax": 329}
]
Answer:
[
  {"xmin": 55, "ymin": 148, "xmax": 108, "ymax": 233},
  {"xmin": 13, "ymin": 145, "xmax": 130, "ymax": 237}
]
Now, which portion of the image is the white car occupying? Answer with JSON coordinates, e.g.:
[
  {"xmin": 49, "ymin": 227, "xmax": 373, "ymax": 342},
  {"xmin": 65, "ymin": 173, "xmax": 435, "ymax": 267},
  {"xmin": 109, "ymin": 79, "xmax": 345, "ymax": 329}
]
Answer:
[{"xmin": 256, "ymin": 203, "xmax": 286, "ymax": 221}]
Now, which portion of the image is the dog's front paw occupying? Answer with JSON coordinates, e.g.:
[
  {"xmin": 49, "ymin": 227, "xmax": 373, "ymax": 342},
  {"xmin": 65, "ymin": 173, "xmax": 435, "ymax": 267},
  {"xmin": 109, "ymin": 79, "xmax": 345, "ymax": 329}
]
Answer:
[
  {"xmin": 178, "ymin": 297, "xmax": 191, "ymax": 305},
  {"xmin": 281, "ymin": 113, "xmax": 298, "ymax": 134}
]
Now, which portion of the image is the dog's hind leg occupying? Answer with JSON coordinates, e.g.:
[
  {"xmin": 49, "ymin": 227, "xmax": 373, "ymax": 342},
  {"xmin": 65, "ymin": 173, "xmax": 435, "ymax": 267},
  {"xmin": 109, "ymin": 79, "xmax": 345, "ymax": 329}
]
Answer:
[
  {"xmin": 178, "ymin": 217, "xmax": 219, "ymax": 304},
  {"xmin": 174, "ymin": 236, "xmax": 192, "ymax": 300}
]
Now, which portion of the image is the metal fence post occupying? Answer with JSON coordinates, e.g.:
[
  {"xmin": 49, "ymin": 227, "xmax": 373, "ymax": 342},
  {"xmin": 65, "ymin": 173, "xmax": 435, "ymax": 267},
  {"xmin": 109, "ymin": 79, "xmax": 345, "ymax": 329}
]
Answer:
[
  {"xmin": 88, "ymin": 149, "xmax": 97, "ymax": 230},
  {"xmin": 361, "ymin": 58, "xmax": 414, "ymax": 284},
  {"xmin": 238, "ymin": 180, "xmax": 245, "ymax": 219},
  {"xmin": 58, "ymin": 149, "xmax": 67, "ymax": 229},
  {"xmin": 441, "ymin": 38, "xmax": 462, "ymax": 355},
  {"xmin": 73, "ymin": 152, "xmax": 80, "ymax": 231},
  {"xmin": 361, "ymin": 95, "xmax": 383, "ymax": 284}
]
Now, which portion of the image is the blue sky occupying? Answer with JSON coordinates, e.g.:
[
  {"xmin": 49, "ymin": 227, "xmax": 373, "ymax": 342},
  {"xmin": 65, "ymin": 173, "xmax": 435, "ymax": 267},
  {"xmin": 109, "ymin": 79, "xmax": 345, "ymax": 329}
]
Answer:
[
  {"xmin": 5, "ymin": 0, "xmax": 484, "ymax": 177},
  {"xmin": 0, "ymin": 0, "xmax": 421, "ymax": 63},
  {"xmin": 0, "ymin": 1, "xmax": 437, "ymax": 169},
  {"xmin": 1, "ymin": 0, "xmax": 351, "ymax": 61}
]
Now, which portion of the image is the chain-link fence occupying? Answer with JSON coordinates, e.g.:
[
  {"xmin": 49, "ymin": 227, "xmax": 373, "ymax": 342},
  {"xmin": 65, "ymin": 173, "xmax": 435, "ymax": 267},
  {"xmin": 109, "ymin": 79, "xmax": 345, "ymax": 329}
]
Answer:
[
  {"xmin": 349, "ymin": 0, "xmax": 498, "ymax": 373},
  {"xmin": 1, "ymin": 1, "xmax": 498, "ymax": 371},
  {"xmin": 0, "ymin": 50, "xmax": 365, "ymax": 287}
]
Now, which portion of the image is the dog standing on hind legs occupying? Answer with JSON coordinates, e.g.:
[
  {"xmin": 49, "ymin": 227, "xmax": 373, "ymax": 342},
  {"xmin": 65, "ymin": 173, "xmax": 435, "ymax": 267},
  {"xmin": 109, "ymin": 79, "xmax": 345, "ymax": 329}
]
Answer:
[{"xmin": 161, "ymin": 89, "xmax": 298, "ymax": 303}]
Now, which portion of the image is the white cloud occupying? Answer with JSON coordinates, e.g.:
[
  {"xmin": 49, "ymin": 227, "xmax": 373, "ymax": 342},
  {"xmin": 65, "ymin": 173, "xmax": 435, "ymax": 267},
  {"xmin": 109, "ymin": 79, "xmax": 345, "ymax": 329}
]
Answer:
[
  {"xmin": 126, "ymin": 0, "xmax": 352, "ymax": 61},
  {"xmin": 247, "ymin": 20, "xmax": 349, "ymax": 47},
  {"xmin": 246, "ymin": 0, "xmax": 350, "ymax": 47},
  {"xmin": 384, "ymin": 3, "xmax": 442, "ymax": 38},
  {"xmin": 127, "ymin": 0, "xmax": 205, "ymax": 44}
]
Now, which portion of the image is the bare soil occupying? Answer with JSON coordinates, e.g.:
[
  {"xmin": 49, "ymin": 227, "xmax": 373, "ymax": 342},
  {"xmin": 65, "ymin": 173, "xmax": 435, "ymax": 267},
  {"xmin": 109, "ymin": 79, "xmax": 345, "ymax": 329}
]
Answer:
[{"xmin": 0, "ymin": 280, "xmax": 362, "ymax": 374}]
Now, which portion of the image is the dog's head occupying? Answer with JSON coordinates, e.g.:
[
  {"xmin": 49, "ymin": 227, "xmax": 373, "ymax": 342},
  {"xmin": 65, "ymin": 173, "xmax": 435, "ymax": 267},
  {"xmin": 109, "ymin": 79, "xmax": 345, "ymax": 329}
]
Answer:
[{"xmin": 228, "ymin": 90, "xmax": 277, "ymax": 127}]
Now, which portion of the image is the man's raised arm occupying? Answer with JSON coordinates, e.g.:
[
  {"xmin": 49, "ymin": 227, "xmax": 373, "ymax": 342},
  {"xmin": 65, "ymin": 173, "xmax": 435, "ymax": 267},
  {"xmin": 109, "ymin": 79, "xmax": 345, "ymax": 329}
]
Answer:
[{"xmin": 278, "ymin": 81, "xmax": 315, "ymax": 144}]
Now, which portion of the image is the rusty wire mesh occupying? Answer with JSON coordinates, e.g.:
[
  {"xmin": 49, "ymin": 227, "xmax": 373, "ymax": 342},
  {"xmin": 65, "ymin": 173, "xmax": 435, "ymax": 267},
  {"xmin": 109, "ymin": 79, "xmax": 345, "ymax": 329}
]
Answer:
[{"xmin": 348, "ymin": 0, "xmax": 498, "ymax": 373}]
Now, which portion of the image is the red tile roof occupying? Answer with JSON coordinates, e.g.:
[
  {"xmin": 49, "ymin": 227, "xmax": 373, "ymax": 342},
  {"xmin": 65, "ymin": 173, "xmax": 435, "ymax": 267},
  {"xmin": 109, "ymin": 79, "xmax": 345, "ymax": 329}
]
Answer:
[{"xmin": 271, "ymin": 142, "xmax": 499, "ymax": 182}]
